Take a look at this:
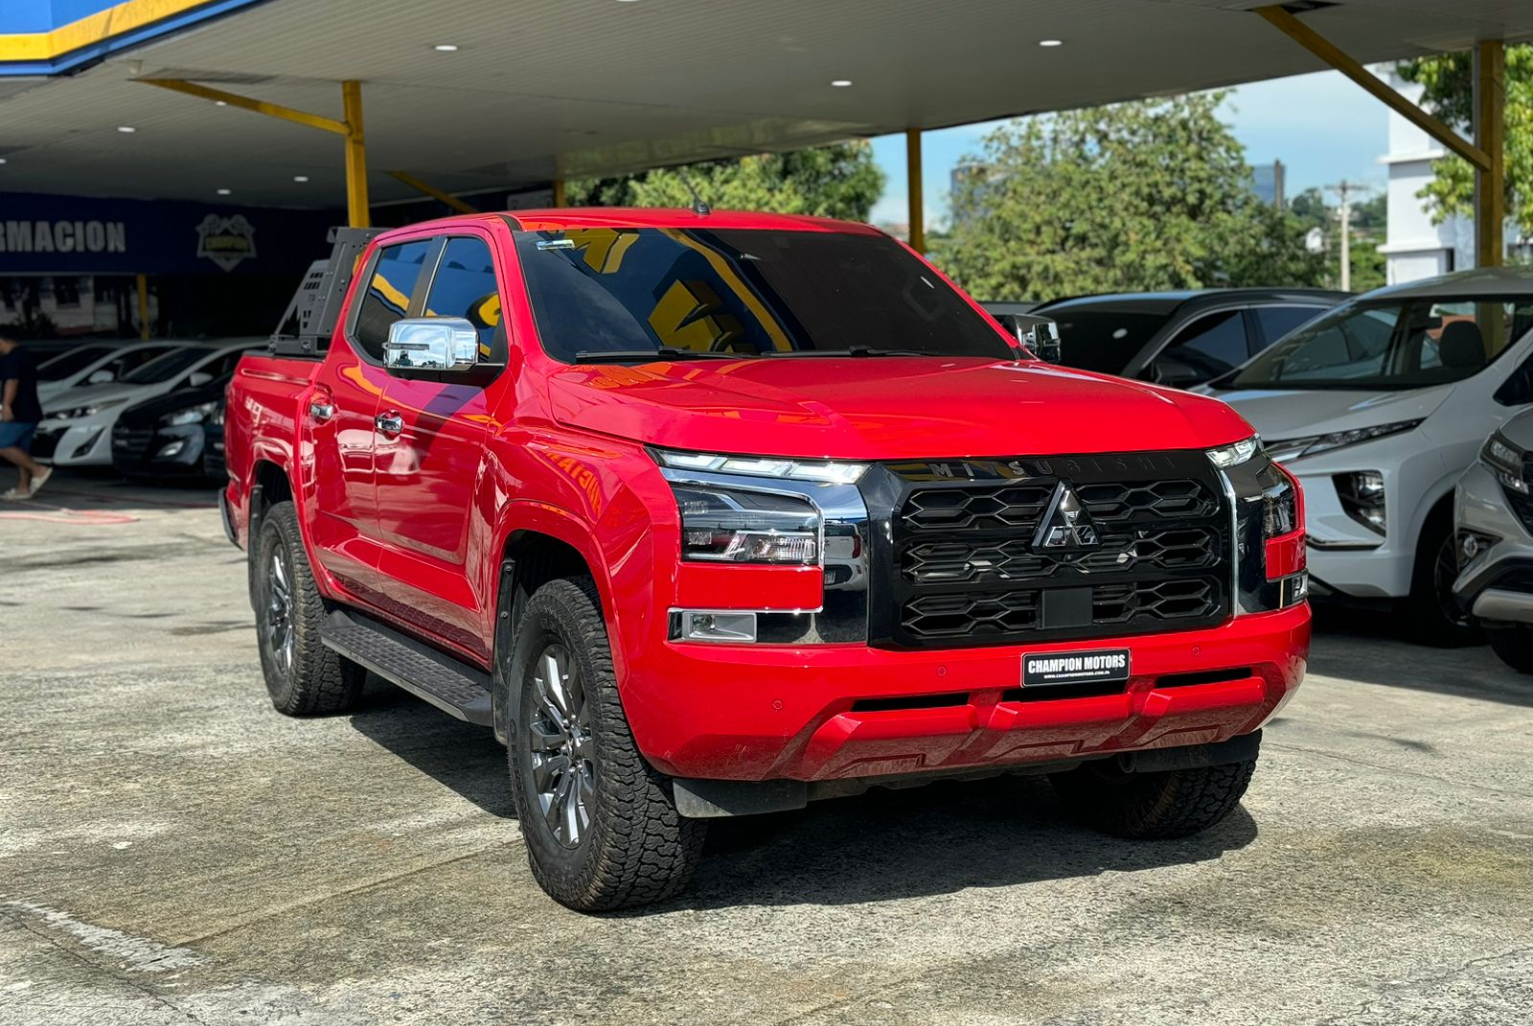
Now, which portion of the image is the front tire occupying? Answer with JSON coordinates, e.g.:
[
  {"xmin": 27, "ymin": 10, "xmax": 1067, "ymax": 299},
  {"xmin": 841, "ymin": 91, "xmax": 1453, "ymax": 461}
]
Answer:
[
  {"xmin": 1050, "ymin": 757, "xmax": 1257, "ymax": 839},
  {"xmin": 1486, "ymin": 625, "xmax": 1533, "ymax": 673},
  {"xmin": 507, "ymin": 577, "xmax": 705, "ymax": 911},
  {"xmin": 252, "ymin": 500, "xmax": 365, "ymax": 716},
  {"xmin": 1405, "ymin": 514, "xmax": 1479, "ymax": 646}
]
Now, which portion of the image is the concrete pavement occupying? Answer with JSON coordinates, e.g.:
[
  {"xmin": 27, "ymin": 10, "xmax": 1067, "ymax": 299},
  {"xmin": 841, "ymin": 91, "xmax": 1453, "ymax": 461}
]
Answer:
[{"xmin": 2, "ymin": 472, "xmax": 1530, "ymax": 1025}]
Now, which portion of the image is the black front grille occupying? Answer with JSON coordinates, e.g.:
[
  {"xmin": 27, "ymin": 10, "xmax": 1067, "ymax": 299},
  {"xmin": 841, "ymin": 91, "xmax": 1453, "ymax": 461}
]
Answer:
[
  {"xmin": 31, "ymin": 430, "xmax": 61, "ymax": 461},
  {"xmin": 872, "ymin": 453, "xmax": 1231, "ymax": 649}
]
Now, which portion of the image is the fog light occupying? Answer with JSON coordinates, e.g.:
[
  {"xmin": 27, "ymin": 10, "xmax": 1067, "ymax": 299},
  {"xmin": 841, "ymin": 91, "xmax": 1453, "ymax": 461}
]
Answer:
[
  {"xmin": 156, "ymin": 439, "xmax": 187, "ymax": 459},
  {"xmin": 1335, "ymin": 470, "xmax": 1385, "ymax": 535},
  {"xmin": 68, "ymin": 429, "xmax": 104, "ymax": 461},
  {"xmin": 677, "ymin": 611, "xmax": 758, "ymax": 643},
  {"xmin": 1458, "ymin": 530, "xmax": 1498, "ymax": 569}
]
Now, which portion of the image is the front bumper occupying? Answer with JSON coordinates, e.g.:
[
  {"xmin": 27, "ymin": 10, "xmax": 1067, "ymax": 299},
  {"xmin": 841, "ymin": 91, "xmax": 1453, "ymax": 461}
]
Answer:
[
  {"xmin": 1453, "ymin": 461, "xmax": 1533, "ymax": 624},
  {"xmin": 32, "ymin": 419, "xmax": 112, "ymax": 466},
  {"xmin": 625, "ymin": 603, "xmax": 1309, "ymax": 783}
]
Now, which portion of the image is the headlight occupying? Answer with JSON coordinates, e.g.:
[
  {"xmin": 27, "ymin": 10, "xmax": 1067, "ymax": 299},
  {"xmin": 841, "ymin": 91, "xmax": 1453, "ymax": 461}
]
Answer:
[
  {"xmin": 672, "ymin": 484, "xmax": 820, "ymax": 564},
  {"xmin": 1264, "ymin": 420, "xmax": 1422, "ymax": 463},
  {"xmin": 1221, "ymin": 452, "xmax": 1306, "ymax": 613},
  {"xmin": 161, "ymin": 401, "xmax": 221, "ymax": 427},
  {"xmin": 1205, "ymin": 436, "xmax": 1259, "ymax": 468},
  {"xmin": 655, "ymin": 449, "xmax": 867, "ymax": 485},
  {"xmin": 47, "ymin": 398, "xmax": 125, "ymax": 421},
  {"xmin": 1481, "ymin": 432, "xmax": 1528, "ymax": 495}
]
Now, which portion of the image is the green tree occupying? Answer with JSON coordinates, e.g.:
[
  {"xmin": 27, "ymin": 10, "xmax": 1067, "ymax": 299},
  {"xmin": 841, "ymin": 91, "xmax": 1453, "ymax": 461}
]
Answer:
[
  {"xmin": 1398, "ymin": 45, "xmax": 1533, "ymax": 235},
  {"xmin": 565, "ymin": 141, "xmax": 885, "ymax": 221},
  {"xmin": 938, "ymin": 94, "xmax": 1325, "ymax": 301}
]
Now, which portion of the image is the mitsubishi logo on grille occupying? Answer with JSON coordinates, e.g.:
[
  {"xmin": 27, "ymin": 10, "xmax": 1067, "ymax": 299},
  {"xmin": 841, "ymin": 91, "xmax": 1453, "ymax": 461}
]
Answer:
[{"xmin": 1033, "ymin": 481, "xmax": 1100, "ymax": 557}]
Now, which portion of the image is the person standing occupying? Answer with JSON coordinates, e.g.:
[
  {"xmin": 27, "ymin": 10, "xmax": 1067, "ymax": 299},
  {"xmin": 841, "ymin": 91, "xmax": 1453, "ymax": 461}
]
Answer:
[{"xmin": 0, "ymin": 335, "xmax": 51, "ymax": 500}]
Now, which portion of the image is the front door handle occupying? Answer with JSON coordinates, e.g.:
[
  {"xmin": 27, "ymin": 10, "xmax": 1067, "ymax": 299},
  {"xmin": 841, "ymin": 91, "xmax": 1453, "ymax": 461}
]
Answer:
[
  {"xmin": 375, "ymin": 410, "xmax": 404, "ymax": 438},
  {"xmin": 308, "ymin": 387, "xmax": 335, "ymax": 423}
]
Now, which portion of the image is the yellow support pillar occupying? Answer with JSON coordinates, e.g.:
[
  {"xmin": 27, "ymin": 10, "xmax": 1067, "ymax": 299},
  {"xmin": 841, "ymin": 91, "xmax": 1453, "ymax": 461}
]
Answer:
[
  {"xmin": 1475, "ymin": 40, "xmax": 1505, "ymax": 269},
  {"xmin": 552, "ymin": 178, "xmax": 567, "ymax": 208},
  {"xmin": 385, "ymin": 171, "xmax": 476, "ymax": 214},
  {"xmin": 342, "ymin": 81, "xmax": 369, "ymax": 229},
  {"xmin": 135, "ymin": 274, "xmax": 150, "ymax": 340},
  {"xmin": 1255, "ymin": 6, "xmax": 1491, "ymax": 173},
  {"xmin": 906, "ymin": 128, "xmax": 925, "ymax": 254}
]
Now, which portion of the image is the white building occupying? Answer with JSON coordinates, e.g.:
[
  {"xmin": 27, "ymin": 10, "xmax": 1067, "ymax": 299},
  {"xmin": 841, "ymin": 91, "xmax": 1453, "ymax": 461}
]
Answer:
[{"xmin": 1376, "ymin": 65, "xmax": 1473, "ymax": 285}]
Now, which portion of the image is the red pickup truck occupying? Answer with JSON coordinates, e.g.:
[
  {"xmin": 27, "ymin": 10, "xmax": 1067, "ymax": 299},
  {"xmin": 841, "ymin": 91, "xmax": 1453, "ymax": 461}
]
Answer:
[{"xmin": 223, "ymin": 209, "xmax": 1309, "ymax": 911}]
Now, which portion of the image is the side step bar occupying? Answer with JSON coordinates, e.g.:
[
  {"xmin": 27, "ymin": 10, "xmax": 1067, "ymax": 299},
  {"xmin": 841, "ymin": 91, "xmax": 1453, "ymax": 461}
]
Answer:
[{"xmin": 320, "ymin": 608, "xmax": 493, "ymax": 726}]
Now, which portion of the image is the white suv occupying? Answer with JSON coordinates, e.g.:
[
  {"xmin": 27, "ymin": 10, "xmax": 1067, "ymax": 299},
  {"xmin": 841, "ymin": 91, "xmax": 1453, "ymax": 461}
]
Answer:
[{"xmin": 1203, "ymin": 268, "xmax": 1533, "ymax": 643}]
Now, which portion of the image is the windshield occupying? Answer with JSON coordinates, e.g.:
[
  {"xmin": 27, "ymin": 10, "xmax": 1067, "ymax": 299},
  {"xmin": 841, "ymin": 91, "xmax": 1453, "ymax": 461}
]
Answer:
[
  {"xmin": 1229, "ymin": 296, "xmax": 1533, "ymax": 391},
  {"xmin": 122, "ymin": 346, "xmax": 203, "ymax": 385},
  {"xmin": 514, "ymin": 228, "xmax": 1014, "ymax": 362},
  {"xmin": 37, "ymin": 345, "xmax": 115, "ymax": 381},
  {"xmin": 1038, "ymin": 307, "xmax": 1172, "ymax": 373}
]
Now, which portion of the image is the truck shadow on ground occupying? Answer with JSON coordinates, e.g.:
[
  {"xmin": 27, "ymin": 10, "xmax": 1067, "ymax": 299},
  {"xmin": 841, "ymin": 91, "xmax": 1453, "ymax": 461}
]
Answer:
[
  {"xmin": 1310, "ymin": 604, "xmax": 1533, "ymax": 708},
  {"xmin": 345, "ymin": 677, "xmax": 1260, "ymax": 908}
]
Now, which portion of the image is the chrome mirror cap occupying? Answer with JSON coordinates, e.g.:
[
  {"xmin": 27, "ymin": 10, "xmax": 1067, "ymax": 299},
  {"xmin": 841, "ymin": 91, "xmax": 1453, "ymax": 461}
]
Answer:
[{"xmin": 383, "ymin": 317, "xmax": 479, "ymax": 373}]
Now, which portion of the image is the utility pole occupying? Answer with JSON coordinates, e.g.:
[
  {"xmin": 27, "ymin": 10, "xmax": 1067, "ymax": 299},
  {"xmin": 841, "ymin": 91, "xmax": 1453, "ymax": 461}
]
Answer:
[
  {"xmin": 1325, "ymin": 179, "xmax": 1370, "ymax": 292},
  {"xmin": 1335, "ymin": 179, "xmax": 1354, "ymax": 293}
]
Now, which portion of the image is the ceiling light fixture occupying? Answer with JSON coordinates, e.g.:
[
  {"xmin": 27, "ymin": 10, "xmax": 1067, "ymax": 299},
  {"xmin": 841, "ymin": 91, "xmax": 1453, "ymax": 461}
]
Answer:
[
  {"xmin": 117, "ymin": 126, "xmax": 136, "ymax": 133},
  {"xmin": 216, "ymin": 188, "xmax": 232, "ymax": 195},
  {"xmin": 1039, "ymin": 39, "xmax": 1064, "ymax": 47},
  {"xmin": 0, "ymin": 158, "xmax": 7, "ymax": 165},
  {"xmin": 831, "ymin": 79, "xmax": 853, "ymax": 87},
  {"xmin": 215, "ymin": 100, "xmax": 227, "ymax": 106},
  {"xmin": 433, "ymin": 44, "xmax": 459, "ymax": 52},
  {"xmin": 293, "ymin": 175, "xmax": 310, "ymax": 182}
]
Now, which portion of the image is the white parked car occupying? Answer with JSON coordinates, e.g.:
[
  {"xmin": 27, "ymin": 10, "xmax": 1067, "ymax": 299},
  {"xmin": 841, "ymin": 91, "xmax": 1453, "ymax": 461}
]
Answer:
[
  {"xmin": 36, "ymin": 339, "xmax": 263, "ymax": 467},
  {"xmin": 36, "ymin": 340, "xmax": 187, "ymax": 403},
  {"xmin": 1203, "ymin": 268, "xmax": 1533, "ymax": 643},
  {"xmin": 1453, "ymin": 408, "xmax": 1533, "ymax": 671}
]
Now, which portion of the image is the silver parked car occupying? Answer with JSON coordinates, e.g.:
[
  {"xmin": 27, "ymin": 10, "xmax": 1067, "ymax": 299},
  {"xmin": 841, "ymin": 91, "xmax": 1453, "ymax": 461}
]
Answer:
[{"xmin": 1454, "ymin": 407, "xmax": 1533, "ymax": 670}]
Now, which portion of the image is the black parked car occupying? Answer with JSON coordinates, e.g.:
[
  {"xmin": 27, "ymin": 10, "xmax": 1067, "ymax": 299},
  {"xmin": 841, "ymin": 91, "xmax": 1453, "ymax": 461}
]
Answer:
[
  {"xmin": 111, "ymin": 373, "xmax": 228, "ymax": 483},
  {"xmin": 1029, "ymin": 288, "xmax": 1349, "ymax": 387}
]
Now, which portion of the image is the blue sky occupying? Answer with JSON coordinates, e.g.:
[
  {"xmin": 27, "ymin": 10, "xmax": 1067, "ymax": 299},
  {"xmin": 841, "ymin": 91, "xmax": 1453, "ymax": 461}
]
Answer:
[{"xmin": 868, "ymin": 70, "xmax": 1390, "ymax": 228}]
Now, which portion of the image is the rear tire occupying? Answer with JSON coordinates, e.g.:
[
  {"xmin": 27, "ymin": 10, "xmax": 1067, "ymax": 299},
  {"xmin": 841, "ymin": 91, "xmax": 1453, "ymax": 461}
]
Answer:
[
  {"xmin": 1486, "ymin": 625, "xmax": 1533, "ymax": 674},
  {"xmin": 1405, "ymin": 513, "xmax": 1480, "ymax": 646},
  {"xmin": 507, "ymin": 577, "xmax": 705, "ymax": 911},
  {"xmin": 252, "ymin": 500, "xmax": 365, "ymax": 716},
  {"xmin": 1050, "ymin": 757, "xmax": 1257, "ymax": 839}
]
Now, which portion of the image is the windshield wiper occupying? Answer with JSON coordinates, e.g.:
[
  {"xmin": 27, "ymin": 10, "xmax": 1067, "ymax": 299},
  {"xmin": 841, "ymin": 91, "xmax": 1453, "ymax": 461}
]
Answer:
[
  {"xmin": 572, "ymin": 348, "xmax": 741, "ymax": 364},
  {"xmin": 762, "ymin": 346, "xmax": 931, "ymax": 358}
]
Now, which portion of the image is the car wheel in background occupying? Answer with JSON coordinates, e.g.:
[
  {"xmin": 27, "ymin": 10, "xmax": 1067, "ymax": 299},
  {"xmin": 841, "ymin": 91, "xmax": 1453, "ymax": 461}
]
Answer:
[
  {"xmin": 507, "ymin": 576, "xmax": 705, "ymax": 912},
  {"xmin": 1050, "ymin": 757, "xmax": 1257, "ymax": 839},
  {"xmin": 1486, "ymin": 625, "xmax": 1533, "ymax": 673},
  {"xmin": 1405, "ymin": 512, "xmax": 1480, "ymax": 646},
  {"xmin": 252, "ymin": 500, "xmax": 365, "ymax": 715}
]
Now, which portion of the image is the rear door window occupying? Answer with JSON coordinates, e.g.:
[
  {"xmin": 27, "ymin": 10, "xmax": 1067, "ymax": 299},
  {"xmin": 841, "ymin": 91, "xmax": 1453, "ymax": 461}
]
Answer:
[
  {"xmin": 1153, "ymin": 309, "xmax": 1250, "ymax": 382},
  {"xmin": 353, "ymin": 240, "xmax": 433, "ymax": 360},
  {"xmin": 1255, "ymin": 305, "xmax": 1326, "ymax": 349}
]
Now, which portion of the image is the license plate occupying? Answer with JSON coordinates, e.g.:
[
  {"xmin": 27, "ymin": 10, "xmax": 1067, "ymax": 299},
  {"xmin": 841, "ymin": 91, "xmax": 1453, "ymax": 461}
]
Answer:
[{"xmin": 1023, "ymin": 648, "xmax": 1131, "ymax": 687}]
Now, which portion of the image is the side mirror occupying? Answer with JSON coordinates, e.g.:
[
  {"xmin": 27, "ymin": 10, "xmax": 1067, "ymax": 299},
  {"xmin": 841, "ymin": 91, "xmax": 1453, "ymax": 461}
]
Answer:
[
  {"xmin": 187, "ymin": 371, "xmax": 214, "ymax": 387},
  {"xmin": 384, "ymin": 317, "xmax": 480, "ymax": 375},
  {"xmin": 87, "ymin": 368, "xmax": 115, "ymax": 384},
  {"xmin": 1147, "ymin": 356, "xmax": 1202, "ymax": 389},
  {"xmin": 1000, "ymin": 314, "xmax": 1063, "ymax": 363}
]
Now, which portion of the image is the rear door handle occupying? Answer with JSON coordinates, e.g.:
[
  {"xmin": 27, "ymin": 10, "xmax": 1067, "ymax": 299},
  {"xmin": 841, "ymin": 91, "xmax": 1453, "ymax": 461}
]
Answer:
[{"xmin": 375, "ymin": 410, "xmax": 404, "ymax": 438}]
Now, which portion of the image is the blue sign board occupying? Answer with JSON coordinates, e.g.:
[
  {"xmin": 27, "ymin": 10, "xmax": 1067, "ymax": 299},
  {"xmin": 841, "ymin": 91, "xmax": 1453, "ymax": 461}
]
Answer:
[
  {"xmin": 1, "ymin": 0, "xmax": 271, "ymax": 76},
  {"xmin": 0, "ymin": 192, "xmax": 338, "ymax": 276}
]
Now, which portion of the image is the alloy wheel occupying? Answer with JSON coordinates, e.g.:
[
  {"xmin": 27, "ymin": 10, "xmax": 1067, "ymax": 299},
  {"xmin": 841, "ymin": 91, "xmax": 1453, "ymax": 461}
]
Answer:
[
  {"xmin": 527, "ymin": 643, "xmax": 595, "ymax": 849},
  {"xmin": 265, "ymin": 548, "xmax": 295, "ymax": 676}
]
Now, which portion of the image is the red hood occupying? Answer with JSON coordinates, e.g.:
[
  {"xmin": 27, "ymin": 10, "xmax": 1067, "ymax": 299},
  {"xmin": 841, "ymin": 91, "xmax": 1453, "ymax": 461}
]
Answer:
[{"xmin": 546, "ymin": 357, "xmax": 1253, "ymax": 460}]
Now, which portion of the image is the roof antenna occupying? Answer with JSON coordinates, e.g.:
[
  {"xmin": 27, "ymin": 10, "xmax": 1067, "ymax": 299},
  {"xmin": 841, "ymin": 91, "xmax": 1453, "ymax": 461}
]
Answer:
[{"xmin": 677, "ymin": 169, "xmax": 711, "ymax": 216}]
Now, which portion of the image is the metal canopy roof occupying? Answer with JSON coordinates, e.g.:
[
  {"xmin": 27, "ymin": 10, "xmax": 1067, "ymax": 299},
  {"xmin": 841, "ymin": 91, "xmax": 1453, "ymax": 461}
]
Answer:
[{"xmin": 1, "ymin": 0, "xmax": 1531, "ymax": 208}]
